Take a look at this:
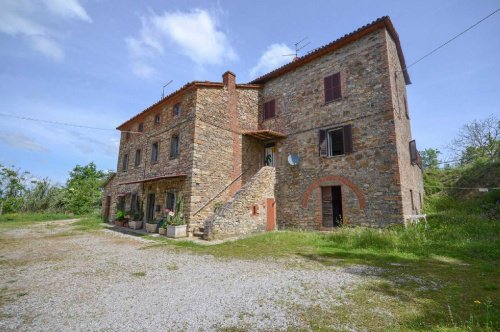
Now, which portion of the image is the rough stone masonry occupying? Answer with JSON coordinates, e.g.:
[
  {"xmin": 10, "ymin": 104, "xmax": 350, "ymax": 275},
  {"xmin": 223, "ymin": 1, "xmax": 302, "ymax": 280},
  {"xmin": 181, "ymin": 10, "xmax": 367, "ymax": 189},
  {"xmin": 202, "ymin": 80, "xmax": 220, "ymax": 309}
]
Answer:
[{"xmin": 103, "ymin": 16, "xmax": 424, "ymax": 239}]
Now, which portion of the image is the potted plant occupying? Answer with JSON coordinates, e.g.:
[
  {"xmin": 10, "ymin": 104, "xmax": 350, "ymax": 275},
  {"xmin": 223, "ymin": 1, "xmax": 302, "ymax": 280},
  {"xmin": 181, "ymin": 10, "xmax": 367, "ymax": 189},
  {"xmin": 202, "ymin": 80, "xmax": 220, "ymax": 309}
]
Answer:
[
  {"xmin": 166, "ymin": 196, "xmax": 187, "ymax": 238},
  {"xmin": 159, "ymin": 208, "xmax": 172, "ymax": 235},
  {"xmin": 115, "ymin": 210, "xmax": 125, "ymax": 227},
  {"xmin": 145, "ymin": 219, "xmax": 160, "ymax": 233},
  {"xmin": 129, "ymin": 199, "xmax": 144, "ymax": 230}
]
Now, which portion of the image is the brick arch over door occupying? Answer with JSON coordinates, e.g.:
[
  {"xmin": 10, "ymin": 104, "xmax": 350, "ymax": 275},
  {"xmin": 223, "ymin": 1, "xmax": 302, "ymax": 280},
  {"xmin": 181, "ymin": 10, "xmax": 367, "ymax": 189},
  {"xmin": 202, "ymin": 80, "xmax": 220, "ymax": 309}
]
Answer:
[{"xmin": 302, "ymin": 175, "xmax": 366, "ymax": 209}]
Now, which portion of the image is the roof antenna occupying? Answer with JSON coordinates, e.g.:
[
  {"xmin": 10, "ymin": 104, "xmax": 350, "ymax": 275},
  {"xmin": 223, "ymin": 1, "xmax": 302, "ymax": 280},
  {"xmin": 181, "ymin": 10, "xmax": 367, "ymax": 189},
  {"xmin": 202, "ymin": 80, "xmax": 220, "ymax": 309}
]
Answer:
[
  {"xmin": 283, "ymin": 37, "xmax": 311, "ymax": 61},
  {"xmin": 162, "ymin": 80, "xmax": 173, "ymax": 99}
]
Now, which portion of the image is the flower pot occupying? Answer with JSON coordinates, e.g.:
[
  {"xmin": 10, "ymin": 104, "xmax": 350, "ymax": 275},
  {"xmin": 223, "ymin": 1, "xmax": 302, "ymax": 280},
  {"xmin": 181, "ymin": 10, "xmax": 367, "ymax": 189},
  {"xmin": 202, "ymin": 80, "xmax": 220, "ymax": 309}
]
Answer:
[
  {"xmin": 166, "ymin": 224, "xmax": 187, "ymax": 238},
  {"xmin": 115, "ymin": 220, "xmax": 124, "ymax": 227},
  {"xmin": 129, "ymin": 220, "xmax": 143, "ymax": 230},
  {"xmin": 145, "ymin": 223, "xmax": 158, "ymax": 233},
  {"xmin": 158, "ymin": 227, "xmax": 167, "ymax": 236}
]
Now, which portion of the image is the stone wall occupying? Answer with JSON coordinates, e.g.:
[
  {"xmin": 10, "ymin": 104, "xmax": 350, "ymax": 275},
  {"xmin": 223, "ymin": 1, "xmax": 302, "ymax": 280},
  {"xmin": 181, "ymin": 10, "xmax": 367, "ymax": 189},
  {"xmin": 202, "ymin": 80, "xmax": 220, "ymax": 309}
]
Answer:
[
  {"xmin": 385, "ymin": 30, "xmax": 425, "ymax": 218},
  {"xmin": 189, "ymin": 75, "xmax": 261, "ymax": 230},
  {"xmin": 258, "ymin": 29, "xmax": 406, "ymax": 228},
  {"xmin": 204, "ymin": 166, "xmax": 275, "ymax": 240}
]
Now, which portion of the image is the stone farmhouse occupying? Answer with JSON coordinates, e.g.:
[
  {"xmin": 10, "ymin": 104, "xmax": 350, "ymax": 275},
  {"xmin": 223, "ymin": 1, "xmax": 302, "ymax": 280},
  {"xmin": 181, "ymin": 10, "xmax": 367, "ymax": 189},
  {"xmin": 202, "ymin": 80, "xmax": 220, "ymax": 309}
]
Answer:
[{"xmin": 103, "ymin": 16, "xmax": 424, "ymax": 240}]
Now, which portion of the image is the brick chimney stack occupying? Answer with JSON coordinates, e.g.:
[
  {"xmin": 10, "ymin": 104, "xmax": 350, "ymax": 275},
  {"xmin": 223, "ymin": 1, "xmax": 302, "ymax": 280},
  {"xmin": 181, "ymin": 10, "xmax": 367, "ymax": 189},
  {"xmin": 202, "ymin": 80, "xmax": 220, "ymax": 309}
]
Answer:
[{"xmin": 222, "ymin": 71, "xmax": 236, "ymax": 89}]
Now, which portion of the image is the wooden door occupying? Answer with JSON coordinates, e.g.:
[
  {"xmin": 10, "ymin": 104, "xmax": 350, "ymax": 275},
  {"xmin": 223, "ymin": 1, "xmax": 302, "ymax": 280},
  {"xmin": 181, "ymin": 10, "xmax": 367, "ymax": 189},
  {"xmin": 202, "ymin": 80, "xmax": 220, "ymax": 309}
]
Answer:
[
  {"xmin": 321, "ymin": 187, "xmax": 333, "ymax": 227},
  {"xmin": 321, "ymin": 186, "xmax": 343, "ymax": 227},
  {"xmin": 147, "ymin": 193, "xmax": 155, "ymax": 222},
  {"xmin": 266, "ymin": 198, "xmax": 276, "ymax": 231}
]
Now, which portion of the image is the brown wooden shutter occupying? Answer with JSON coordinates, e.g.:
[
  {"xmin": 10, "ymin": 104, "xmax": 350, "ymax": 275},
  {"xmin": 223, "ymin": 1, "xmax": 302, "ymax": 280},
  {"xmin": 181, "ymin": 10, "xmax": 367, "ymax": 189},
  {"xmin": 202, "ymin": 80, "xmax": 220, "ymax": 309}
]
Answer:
[
  {"xmin": 343, "ymin": 124, "xmax": 353, "ymax": 154},
  {"xmin": 324, "ymin": 76, "xmax": 333, "ymax": 102},
  {"xmin": 332, "ymin": 73, "xmax": 342, "ymax": 100},
  {"xmin": 269, "ymin": 99, "xmax": 276, "ymax": 118},
  {"xmin": 409, "ymin": 140, "xmax": 417, "ymax": 163},
  {"xmin": 319, "ymin": 130, "xmax": 328, "ymax": 157}
]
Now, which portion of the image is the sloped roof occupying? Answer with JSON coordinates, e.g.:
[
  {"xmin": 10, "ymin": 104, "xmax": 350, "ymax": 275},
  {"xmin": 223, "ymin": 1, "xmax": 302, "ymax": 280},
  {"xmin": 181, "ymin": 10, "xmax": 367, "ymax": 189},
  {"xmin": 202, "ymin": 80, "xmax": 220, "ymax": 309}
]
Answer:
[
  {"xmin": 116, "ymin": 81, "xmax": 261, "ymax": 131},
  {"xmin": 249, "ymin": 16, "xmax": 411, "ymax": 85}
]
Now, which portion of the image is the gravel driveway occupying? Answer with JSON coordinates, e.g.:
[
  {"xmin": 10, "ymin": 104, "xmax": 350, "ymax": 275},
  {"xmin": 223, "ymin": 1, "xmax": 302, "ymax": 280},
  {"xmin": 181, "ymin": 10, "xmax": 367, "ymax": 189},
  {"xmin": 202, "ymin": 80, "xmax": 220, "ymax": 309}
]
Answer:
[{"xmin": 0, "ymin": 220, "xmax": 378, "ymax": 331}]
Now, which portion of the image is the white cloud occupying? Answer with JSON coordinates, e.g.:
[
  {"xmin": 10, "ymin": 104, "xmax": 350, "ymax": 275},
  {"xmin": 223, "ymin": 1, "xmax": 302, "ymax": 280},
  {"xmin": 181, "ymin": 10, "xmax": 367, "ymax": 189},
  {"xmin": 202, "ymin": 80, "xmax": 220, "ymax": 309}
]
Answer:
[
  {"xmin": 0, "ymin": 0, "xmax": 91, "ymax": 61},
  {"xmin": 0, "ymin": 131, "xmax": 48, "ymax": 152},
  {"xmin": 126, "ymin": 9, "xmax": 237, "ymax": 78},
  {"xmin": 42, "ymin": 0, "xmax": 92, "ymax": 22},
  {"xmin": 250, "ymin": 43, "xmax": 295, "ymax": 78},
  {"xmin": 132, "ymin": 62, "xmax": 156, "ymax": 79}
]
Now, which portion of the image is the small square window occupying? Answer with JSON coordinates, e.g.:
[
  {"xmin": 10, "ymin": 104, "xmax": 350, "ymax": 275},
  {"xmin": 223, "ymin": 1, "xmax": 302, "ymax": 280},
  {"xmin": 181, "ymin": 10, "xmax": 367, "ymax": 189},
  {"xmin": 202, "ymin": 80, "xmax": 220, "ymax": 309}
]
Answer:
[
  {"xmin": 134, "ymin": 149, "xmax": 141, "ymax": 167},
  {"xmin": 165, "ymin": 192, "xmax": 176, "ymax": 212},
  {"xmin": 138, "ymin": 123, "xmax": 144, "ymax": 132},
  {"xmin": 154, "ymin": 114, "xmax": 161, "ymax": 125},
  {"xmin": 327, "ymin": 128, "xmax": 344, "ymax": 156},
  {"xmin": 173, "ymin": 103, "xmax": 181, "ymax": 117},
  {"xmin": 170, "ymin": 134, "xmax": 179, "ymax": 159},
  {"xmin": 122, "ymin": 153, "xmax": 129, "ymax": 172},
  {"xmin": 151, "ymin": 142, "xmax": 159, "ymax": 162}
]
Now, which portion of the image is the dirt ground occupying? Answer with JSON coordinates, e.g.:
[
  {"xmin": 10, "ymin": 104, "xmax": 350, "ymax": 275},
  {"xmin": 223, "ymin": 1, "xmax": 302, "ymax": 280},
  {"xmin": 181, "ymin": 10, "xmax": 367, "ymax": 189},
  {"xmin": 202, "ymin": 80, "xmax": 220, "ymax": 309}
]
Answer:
[{"xmin": 0, "ymin": 220, "xmax": 380, "ymax": 331}]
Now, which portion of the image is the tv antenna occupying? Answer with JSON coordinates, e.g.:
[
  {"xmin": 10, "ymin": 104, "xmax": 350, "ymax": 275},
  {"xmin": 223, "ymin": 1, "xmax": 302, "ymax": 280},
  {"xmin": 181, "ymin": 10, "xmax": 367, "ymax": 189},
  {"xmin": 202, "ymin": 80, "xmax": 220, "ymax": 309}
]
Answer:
[
  {"xmin": 162, "ymin": 80, "xmax": 173, "ymax": 99},
  {"xmin": 283, "ymin": 37, "xmax": 311, "ymax": 60}
]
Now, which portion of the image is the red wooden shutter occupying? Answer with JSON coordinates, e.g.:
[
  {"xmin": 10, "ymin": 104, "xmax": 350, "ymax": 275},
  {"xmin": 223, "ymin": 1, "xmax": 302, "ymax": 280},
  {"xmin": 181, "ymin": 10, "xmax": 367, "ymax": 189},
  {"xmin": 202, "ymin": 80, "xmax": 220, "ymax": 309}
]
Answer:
[
  {"xmin": 343, "ymin": 124, "xmax": 353, "ymax": 154},
  {"xmin": 319, "ymin": 130, "xmax": 328, "ymax": 157}
]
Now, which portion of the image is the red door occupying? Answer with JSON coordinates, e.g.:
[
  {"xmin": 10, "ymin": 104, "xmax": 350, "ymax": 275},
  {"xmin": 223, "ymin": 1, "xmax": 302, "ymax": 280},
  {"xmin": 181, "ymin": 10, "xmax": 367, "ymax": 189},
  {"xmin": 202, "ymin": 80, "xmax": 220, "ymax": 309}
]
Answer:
[{"xmin": 266, "ymin": 198, "xmax": 276, "ymax": 231}]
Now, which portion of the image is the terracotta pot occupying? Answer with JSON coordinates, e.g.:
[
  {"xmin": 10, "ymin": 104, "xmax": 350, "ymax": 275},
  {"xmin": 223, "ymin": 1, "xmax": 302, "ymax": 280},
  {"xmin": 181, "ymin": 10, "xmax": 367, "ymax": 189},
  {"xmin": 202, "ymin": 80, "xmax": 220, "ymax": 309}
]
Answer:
[
  {"xmin": 158, "ymin": 227, "xmax": 167, "ymax": 235},
  {"xmin": 115, "ymin": 220, "xmax": 124, "ymax": 227}
]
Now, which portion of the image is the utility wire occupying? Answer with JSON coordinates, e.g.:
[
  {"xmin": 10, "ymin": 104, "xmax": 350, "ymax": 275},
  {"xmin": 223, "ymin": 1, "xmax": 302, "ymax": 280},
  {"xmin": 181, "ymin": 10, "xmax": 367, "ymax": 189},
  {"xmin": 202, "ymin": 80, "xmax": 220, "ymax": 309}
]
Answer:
[
  {"xmin": 0, "ymin": 112, "xmax": 142, "ymax": 134},
  {"xmin": 403, "ymin": 7, "xmax": 500, "ymax": 71},
  {"xmin": 424, "ymin": 185, "xmax": 499, "ymax": 190},
  {"xmin": 2, "ymin": 9, "xmax": 499, "ymax": 133}
]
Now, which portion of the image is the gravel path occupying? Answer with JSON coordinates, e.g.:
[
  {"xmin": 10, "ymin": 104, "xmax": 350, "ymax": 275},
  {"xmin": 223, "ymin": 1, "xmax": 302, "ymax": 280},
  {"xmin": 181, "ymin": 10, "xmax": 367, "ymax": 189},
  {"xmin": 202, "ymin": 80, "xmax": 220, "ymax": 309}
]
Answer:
[{"xmin": 0, "ymin": 220, "xmax": 379, "ymax": 331}]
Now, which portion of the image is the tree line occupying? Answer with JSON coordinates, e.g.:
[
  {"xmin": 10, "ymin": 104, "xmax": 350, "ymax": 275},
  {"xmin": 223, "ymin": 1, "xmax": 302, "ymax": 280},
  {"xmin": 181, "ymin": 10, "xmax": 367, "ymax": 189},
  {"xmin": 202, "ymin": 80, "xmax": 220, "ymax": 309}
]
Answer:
[{"xmin": 0, "ymin": 162, "xmax": 110, "ymax": 215}]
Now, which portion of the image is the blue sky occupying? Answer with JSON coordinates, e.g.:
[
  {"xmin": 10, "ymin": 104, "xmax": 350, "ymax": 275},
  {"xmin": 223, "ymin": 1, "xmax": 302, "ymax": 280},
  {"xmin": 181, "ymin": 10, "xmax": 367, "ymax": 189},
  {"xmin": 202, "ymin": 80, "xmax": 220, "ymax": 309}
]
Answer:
[{"xmin": 0, "ymin": 0, "xmax": 499, "ymax": 183}]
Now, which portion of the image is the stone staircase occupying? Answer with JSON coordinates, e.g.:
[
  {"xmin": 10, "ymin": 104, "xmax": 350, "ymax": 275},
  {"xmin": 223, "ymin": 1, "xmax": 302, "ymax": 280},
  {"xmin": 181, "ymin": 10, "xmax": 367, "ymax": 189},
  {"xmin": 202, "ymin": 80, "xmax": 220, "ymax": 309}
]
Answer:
[{"xmin": 202, "ymin": 166, "xmax": 276, "ymax": 240}]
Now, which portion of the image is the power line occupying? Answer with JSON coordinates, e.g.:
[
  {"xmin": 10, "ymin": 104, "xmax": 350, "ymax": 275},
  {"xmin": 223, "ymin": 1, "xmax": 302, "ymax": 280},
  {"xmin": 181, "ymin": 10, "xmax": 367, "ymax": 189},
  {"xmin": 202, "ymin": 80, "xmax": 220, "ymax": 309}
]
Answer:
[
  {"xmin": 424, "ymin": 185, "xmax": 499, "ymax": 190},
  {"xmin": 0, "ymin": 112, "xmax": 142, "ymax": 134},
  {"xmin": 403, "ymin": 7, "xmax": 500, "ymax": 71}
]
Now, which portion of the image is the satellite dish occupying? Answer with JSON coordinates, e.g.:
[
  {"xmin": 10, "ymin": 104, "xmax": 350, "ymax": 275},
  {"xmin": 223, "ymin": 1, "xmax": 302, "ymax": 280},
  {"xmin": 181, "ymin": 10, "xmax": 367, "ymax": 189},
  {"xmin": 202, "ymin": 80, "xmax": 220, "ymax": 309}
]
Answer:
[{"xmin": 288, "ymin": 154, "xmax": 300, "ymax": 166}]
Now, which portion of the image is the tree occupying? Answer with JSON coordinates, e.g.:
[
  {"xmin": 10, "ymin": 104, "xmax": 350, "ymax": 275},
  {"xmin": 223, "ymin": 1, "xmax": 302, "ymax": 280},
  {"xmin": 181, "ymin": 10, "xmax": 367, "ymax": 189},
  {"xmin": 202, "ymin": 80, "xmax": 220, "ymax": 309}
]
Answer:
[
  {"xmin": 65, "ymin": 162, "xmax": 108, "ymax": 215},
  {"xmin": 451, "ymin": 115, "xmax": 500, "ymax": 164},
  {"xmin": 420, "ymin": 148, "xmax": 441, "ymax": 170},
  {"xmin": 0, "ymin": 165, "xmax": 29, "ymax": 214}
]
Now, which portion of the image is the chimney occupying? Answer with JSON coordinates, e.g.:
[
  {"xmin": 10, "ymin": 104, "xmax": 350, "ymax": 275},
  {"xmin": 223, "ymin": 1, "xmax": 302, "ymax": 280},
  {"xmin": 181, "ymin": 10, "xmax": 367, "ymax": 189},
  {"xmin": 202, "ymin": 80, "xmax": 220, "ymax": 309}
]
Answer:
[{"xmin": 222, "ymin": 71, "xmax": 236, "ymax": 89}]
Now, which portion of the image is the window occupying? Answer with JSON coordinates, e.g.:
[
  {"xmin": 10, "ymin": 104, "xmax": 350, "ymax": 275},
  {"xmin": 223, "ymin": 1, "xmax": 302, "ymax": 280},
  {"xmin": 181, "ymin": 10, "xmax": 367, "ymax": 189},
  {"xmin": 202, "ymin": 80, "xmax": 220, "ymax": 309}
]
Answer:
[
  {"xmin": 165, "ymin": 192, "xmax": 176, "ymax": 212},
  {"xmin": 134, "ymin": 149, "xmax": 141, "ymax": 167},
  {"xmin": 130, "ymin": 193, "xmax": 137, "ymax": 213},
  {"xmin": 409, "ymin": 140, "xmax": 418, "ymax": 164},
  {"xmin": 419, "ymin": 192, "xmax": 422, "ymax": 210},
  {"xmin": 404, "ymin": 96, "xmax": 410, "ymax": 119},
  {"xmin": 170, "ymin": 134, "xmax": 179, "ymax": 159},
  {"xmin": 173, "ymin": 103, "xmax": 181, "ymax": 117},
  {"xmin": 319, "ymin": 125, "xmax": 353, "ymax": 157},
  {"xmin": 324, "ymin": 72, "xmax": 342, "ymax": 103},
  {"xmin": 117, "ymin": 196, "xmax": 125, "ymax": 211},
  {"xmin": 263, "ymin": 100, "xmax": 276, "ymax": 120},
  {"xmin": 151, "ymin": 142, "xmax": 159, "ymax": 162},
  {"xmin": 138, "ymin": 123, "xmax": 144, "ymax": 132},
  {"xmin": 154, "ymin": 114, "xmax": 161, "ymax": 125},
  {"xmin": 122, "ymin": 153, "xmax": 128, "ymax": 172}
]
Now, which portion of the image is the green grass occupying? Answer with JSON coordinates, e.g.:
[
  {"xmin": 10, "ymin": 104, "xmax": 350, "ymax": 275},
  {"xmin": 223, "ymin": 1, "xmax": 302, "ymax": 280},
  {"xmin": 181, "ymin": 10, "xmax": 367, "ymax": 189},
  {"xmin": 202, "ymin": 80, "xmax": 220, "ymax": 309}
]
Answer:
[
  {"xmin": 0, "ymin": 212, "xmax": 74, "ymax": 229},
  {"xmin": 71, "ymin": 214, "xmax": 105, "ymax": 231},
  {"xmin": 140, "ymin": 195, "xmax": 499, "ymax": 331}
]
